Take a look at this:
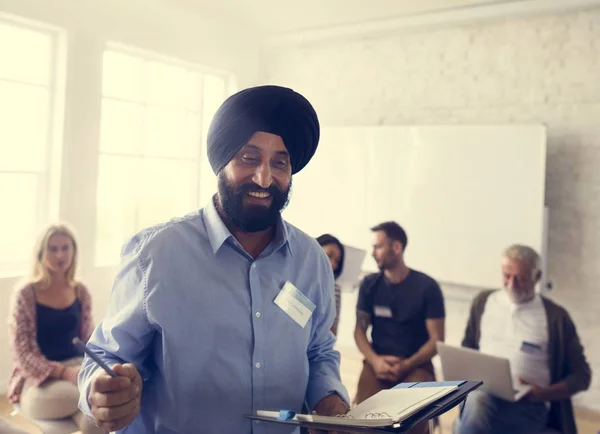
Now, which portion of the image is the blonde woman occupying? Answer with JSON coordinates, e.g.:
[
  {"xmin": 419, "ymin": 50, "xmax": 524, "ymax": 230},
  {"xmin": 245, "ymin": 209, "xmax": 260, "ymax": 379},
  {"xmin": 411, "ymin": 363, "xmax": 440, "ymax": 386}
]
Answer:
[{"xmin": 7, "ymin": 223, "xmax": 101, "ymax": 434}]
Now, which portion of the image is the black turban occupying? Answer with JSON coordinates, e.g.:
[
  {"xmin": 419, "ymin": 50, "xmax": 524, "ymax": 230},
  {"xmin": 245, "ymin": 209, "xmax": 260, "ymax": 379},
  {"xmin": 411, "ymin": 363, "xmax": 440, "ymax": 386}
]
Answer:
[{"xmin": 206, "ymin": 85, "xmax": 320, "ymax": 175}]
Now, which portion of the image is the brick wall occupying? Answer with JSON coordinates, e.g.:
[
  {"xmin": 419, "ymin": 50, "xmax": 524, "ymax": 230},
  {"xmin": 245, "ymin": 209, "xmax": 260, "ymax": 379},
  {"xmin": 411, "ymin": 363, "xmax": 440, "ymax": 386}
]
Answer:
[{"xmin": 264, "ymin": 9, "xmax": 600, "ymax": 410}]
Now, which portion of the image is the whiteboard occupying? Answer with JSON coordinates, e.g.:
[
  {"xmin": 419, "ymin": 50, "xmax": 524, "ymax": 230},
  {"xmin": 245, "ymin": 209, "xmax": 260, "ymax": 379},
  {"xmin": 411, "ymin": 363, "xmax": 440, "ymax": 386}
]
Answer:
[
  {"xmin": 283, "ymin": 124, "xmax": 547, "ymax": 290},
  {"xmin": 284, "ymin": 126, "xmax": 370, "ymax": 249}
]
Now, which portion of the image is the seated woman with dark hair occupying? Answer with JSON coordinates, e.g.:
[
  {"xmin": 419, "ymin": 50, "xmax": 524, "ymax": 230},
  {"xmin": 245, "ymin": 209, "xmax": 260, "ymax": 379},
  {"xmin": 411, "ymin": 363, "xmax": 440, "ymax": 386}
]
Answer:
[{"xmin": 316, "ymin": 234, "xmax": 345, "ymax": 336}]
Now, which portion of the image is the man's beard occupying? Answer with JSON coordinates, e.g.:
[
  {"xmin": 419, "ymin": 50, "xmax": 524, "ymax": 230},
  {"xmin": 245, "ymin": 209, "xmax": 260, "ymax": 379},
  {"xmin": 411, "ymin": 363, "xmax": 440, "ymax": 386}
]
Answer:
[
  {"xmin": 217, "ymin": 173, "xmax": 291, "ymax": 233},
  {"xmin": 377, "ymin": 255, "xmax": 398, "ymax": 271},
  {"xmin": 504, "ymin": 286, "xmax": 535, "ymax": 305}
]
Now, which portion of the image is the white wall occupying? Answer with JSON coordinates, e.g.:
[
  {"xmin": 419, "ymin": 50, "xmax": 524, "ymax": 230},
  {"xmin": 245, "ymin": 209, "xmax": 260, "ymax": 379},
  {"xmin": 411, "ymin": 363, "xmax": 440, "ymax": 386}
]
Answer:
[
  {"xmin": 264, "ymin": 9, "xmax": 600, "ymax": 410},
  {"xmin": 0, "ymin": 0, "xmax": 260, "ymax": 392}
]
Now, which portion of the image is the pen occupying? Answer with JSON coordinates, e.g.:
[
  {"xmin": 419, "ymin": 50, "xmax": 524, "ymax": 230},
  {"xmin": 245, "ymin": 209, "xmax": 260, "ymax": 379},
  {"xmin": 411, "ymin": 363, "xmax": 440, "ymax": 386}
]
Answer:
[
  {"xmin": 256, "ymin": 410, "xmax": 318, "ymax": 422},
  {"xmin": 72, "ymin": 337, "xmax": 118, "ymax": 378},
  {"xmin": 257, "ymin": 411, "xmax": 287, "ymax": 419}
]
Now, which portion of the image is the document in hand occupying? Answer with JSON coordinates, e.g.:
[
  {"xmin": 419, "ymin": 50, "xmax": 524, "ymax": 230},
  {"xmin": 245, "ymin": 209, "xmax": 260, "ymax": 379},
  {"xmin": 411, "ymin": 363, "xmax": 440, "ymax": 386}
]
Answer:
[{"xmin": 257, "ymin": 385, "xmax": 457, "ymax": 428}]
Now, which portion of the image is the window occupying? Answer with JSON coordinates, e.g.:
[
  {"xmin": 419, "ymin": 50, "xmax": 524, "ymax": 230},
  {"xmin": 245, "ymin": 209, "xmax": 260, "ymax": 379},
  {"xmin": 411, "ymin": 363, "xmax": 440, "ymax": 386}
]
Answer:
[
  {"xmin": 0, "ymin": 17, "xmax": 65, "ymax": 277},
  {"xmin": 95, "ymin": 46, "xmax": 230, "ymax": 265}
]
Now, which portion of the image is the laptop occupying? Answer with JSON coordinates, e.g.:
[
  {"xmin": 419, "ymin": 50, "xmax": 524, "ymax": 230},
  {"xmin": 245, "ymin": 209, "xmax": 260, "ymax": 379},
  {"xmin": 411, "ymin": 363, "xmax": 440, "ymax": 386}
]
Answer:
[
  {"xmin": 336, "ymin": 244, "xmax": 367, "ymax": 289},
  {"xmin": 436, "ymin": 342, "xmax": 531, "ymax": 402}
]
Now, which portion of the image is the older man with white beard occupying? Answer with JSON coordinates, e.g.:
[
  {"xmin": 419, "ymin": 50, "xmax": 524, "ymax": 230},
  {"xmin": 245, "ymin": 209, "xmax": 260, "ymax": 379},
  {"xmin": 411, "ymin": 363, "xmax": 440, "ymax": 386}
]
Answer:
[{"xmin": 454, "ymin": 244, "xmax": 591, "ymax": 434}]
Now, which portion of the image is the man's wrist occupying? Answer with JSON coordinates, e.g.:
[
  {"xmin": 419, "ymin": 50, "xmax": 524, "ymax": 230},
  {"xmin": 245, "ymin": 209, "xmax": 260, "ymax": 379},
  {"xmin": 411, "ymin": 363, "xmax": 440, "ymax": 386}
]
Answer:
[
  {"xmin": 404, "ymin": 357, "xmax": 416, "ymax": 370},
  {"xmin": 325, "ymin": 391, "xmax": 348, "ymax": 405},
  {"xmin": 314, "ymin": 392, "xmax": 350, "ymax": 415},
  {"xmin": 537, "ymin": 385, "xmax": 560, "ymax": 402},
  {"xmin": 365, "ymin": 353, "xmax": 379, "ymax": 365}
]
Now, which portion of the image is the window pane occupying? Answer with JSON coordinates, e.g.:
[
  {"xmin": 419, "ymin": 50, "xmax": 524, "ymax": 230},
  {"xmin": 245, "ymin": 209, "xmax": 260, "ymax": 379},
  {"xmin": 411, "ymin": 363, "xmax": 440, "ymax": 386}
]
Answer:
[
  {"xmin": 95, "ymin": 155, "xmax": 139, "ymax": 265},
  {"xmin": 187, "ymin": 112, "xmax": 202, "ymax": 158},
  {"xmin": 198, "ymin": 157, "xmax": 216, "ymax": 206},
  {"xmin": 201, "ymin": 74, "xmax": 226, "ymax": 146},
  {"xmin": 137, "ymin": 158, "xmax": 196, "ymax": 229},
  {"xmin": 198, "ymin": 75, "xmax": 227, "ymax": 203},
  {"xmin": 146, "ymin": 61, "xmax": 187, "ymax": 107},
  {"xmin": 202, "ymin": 75, "xmax": 226, "ymax": 130},
  {"xmin": 102, "ymin": 51, "xmax": 144, "ymax": 101},
  {"xmin": 144, "ymin": 107, "xmax": 189, "ymax": 158},
  {"xmin": 187, "ymin": 71, "xmax": 202, "ymax": 111},
  {"xmin": 0, "ymin": 81, "xmax": 49, "ymax": 171},
  {"xmin": 0, "ymin": 173, "xmax": 38, "ymax": 275},
  {"xmin": 99, "ymin": 99, "xmax": 143, "ymax": 155},
  {"xmin": 97, "ymin": 49, "xmax": 230, "ymax": 264},
  {"xmin": 0, "ymin": 23, "xmax": 52, "ymax": 85},
  {"xmin": 95, "ymin": 156, "xmax": 198, "ymax": 265}
]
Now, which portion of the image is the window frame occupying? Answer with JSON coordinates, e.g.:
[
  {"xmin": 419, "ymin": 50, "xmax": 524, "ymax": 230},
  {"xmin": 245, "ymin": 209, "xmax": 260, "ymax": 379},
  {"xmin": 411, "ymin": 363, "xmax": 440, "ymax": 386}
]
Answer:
[
  {"xmin": 0, "ymin": 13, "xmax": 67, "ymax": 278},
  {"xmin": 94, "ymin": 42, "xmax": 234, "ymax": 266}
]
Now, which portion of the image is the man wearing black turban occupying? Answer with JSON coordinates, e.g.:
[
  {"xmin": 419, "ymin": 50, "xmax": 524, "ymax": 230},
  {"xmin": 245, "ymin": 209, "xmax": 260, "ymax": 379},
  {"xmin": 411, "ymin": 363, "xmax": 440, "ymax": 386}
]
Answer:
[
  {"xmin": 207, "ymin": 85, "xmax": 320, "ymax": 238},
  {"xmin": 80, "ymin": 85, "xmax": 351, "ymax": 434},
  {"xmin": 207, "ymin": 85, "xmax": 320, "ymax": 176}
]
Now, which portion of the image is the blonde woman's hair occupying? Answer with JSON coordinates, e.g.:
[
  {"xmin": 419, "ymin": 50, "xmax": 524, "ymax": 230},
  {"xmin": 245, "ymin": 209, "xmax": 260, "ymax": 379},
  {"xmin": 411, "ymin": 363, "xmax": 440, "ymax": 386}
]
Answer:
[
  {"xmin": 503, "ymin": 244, "xmax": 540, "ymax": 274},
  {"xmin": 32, "ymin": 222, "xmax": 78, "ymax": 288}
]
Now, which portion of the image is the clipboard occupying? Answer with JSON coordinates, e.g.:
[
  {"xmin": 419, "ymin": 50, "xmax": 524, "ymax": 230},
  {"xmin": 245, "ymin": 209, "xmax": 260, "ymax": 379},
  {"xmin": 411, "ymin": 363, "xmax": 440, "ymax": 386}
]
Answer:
[{"xmin": 244, "ymin": 380, "xmax": 483, "ymax": 433}]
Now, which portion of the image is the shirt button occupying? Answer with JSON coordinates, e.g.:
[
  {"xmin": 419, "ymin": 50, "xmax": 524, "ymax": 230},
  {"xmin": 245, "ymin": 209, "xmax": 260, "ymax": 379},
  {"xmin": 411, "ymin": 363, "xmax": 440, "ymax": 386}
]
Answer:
[
  {"xmin": 252, "ymin": 263, "xmax": 257, "ymax": 269},
  {"xmin": 255, "ymin": 312, "xmax": 261, "ymax": 318},
  {"xmin": 255, "ymin": 362, "xmax": 261, "ymax": 369}
]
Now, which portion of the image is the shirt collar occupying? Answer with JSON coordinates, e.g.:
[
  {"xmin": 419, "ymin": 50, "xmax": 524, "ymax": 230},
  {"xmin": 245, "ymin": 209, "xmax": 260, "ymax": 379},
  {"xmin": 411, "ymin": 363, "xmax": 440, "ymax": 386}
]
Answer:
[
  {"xmin": 204, "ymin": 196, "xmax": 232, "ymax": 254},
  {"xmin": 203, "ymin": 195, "xmax": 293, "ymax": 257}
]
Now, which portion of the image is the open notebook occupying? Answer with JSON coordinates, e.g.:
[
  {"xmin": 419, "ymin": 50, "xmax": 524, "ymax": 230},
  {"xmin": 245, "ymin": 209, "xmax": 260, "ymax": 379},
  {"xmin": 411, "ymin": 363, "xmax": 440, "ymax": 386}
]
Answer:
[{"xmin": 257, "ymin": 385, "xmax": 457, "ymax": 428}]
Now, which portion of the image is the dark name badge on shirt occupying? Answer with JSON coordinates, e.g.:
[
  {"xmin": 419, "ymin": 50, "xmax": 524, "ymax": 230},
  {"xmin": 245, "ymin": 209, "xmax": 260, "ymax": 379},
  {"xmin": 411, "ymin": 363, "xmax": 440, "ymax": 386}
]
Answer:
[
  {"xmin": 520, "ymin": 341, "xmax": 543, "ymax": 355},
  {"xmin": 374, "ymin": 305, "xmax": 393, "ymax": 318}
]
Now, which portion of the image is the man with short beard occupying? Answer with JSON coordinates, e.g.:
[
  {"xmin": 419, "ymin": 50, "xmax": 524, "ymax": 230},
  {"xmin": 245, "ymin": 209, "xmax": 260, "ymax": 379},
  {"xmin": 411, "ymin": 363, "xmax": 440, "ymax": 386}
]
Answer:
[
  {"xmin": 354, "ymin": 221, "xmax": 445, "ymax": 434},
  {"xmin": 77, "ymin": 85, "xmax": 350, "ymax": 434},
  {"xmin": 454, "ymin": 244, "xmax": 591, "ymax": 434}
]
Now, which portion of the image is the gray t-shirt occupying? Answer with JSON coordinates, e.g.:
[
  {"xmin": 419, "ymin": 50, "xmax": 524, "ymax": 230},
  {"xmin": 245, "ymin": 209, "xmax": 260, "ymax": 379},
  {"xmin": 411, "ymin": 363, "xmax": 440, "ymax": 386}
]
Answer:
[{"xmin": 357, "ymin": 270, "xmax": 445, "ymax": 358}]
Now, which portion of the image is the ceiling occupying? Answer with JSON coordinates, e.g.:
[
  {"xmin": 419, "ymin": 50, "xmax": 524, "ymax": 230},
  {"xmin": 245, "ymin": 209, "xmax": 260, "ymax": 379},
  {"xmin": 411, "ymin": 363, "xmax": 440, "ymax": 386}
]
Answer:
[{"xmin": 170, "ymin": 0, "xmax": 528, "ymax": 36}]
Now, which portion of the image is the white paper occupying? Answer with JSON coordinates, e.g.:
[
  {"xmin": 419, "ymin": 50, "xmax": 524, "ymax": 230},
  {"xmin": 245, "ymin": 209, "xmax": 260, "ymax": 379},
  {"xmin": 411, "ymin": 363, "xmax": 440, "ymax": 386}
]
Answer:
[
  {"xmin": 347, "ymin": 386, "xmax": 457, "ymax": 422},
  {"xmin": 274, "ymin": 281, "xmax": 315, "ymax": 328}
]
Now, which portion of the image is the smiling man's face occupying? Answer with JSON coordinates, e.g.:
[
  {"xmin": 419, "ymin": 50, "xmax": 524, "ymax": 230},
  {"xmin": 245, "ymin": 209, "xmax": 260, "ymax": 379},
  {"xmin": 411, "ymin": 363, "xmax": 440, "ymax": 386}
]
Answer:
[{"xmin": 217, "ymin": 131, "xmax": 292, "ymax": 232}]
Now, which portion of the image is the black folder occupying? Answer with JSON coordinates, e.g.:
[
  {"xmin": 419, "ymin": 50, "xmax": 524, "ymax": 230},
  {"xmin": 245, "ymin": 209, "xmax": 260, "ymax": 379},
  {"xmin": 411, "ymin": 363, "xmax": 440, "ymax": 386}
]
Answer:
[{"xmin": 244, "ymin": 380, "xmax": 483, "ymax": 433}]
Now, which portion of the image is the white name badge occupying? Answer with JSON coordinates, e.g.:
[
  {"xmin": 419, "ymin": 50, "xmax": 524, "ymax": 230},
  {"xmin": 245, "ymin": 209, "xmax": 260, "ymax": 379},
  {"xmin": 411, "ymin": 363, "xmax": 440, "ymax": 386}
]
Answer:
[
  {"xmin": 374, "ymin": 305, "xmax": 393, "ymax": 318},
  {"xmin": 274, "ymin": 281, "xmax": 315, "ymax": 328}
]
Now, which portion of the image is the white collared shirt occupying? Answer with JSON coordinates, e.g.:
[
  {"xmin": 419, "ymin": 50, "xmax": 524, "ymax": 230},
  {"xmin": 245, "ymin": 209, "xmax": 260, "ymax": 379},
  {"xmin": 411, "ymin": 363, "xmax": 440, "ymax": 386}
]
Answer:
[{"xmin": 479, "ymin": 290, "xmax": 550, "ymax": 388}]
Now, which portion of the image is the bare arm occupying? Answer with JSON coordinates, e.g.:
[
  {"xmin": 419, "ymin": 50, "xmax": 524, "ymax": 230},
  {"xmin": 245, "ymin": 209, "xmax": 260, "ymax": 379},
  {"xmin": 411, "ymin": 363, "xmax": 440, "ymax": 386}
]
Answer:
[
  {"xmin": 354, "ymin": 310, "xmax": 378, "ymax": 364},
  {"xmin": 405, "ymin": 318, "xmax": 445, "ymax": 370}
]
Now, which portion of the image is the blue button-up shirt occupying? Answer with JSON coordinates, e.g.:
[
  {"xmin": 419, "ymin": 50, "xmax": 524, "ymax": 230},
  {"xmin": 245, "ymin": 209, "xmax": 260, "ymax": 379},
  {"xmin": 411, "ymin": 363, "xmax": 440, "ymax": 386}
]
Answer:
[{"xmin": 78, "ymin": 199, "xmax": 349, "ymax": 434}]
